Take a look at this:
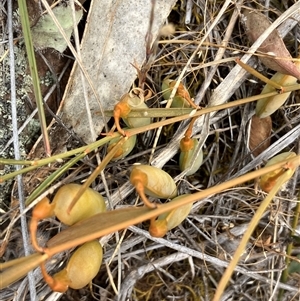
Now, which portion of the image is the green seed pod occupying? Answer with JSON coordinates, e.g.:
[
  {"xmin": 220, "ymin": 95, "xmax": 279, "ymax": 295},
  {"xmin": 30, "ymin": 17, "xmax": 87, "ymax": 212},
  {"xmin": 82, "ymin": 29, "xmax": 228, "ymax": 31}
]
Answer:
[
  {"xmin": 179, "ymin": 137, "xmax": 203, "ymax": 176},
  {"xmin": 259, "ymin": 152, "xmax": 296, "ymax": 192},
  {"xmin": 162, "ymin": 78, "xmax": 192, "ymax": 108},
  {"xmin": 122, "ymin": 93, "xmax": 151, "ymax": 128},
  {"xmin": 256, "ymin": 61, "xmax": 300, "ymax": 118},
  {"xmin": 149, "ymin": 194, "xmax": 193, "ymax": 237},
  {"xmin": 53, "ymin": 240, "xmax": 103, "ymax": 291},
  {"xmin": 53, "ymin": 184, "xmax": 106, "ymax": 225},
  {"xmin": 107, "ymin": 132, "xmax": 137, "ymax": 161},
  {"xmin": 130, "ymin": 165, "xmax": 177, "ymax": 199},
  {"xmin": 113, "ymin": 91, "xmax": 152, "ymax": 135}
]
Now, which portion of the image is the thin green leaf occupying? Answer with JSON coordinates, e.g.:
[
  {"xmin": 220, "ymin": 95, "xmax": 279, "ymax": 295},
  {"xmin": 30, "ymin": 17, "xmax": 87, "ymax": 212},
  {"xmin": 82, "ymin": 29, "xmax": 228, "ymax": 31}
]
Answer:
[{"xmin": 17, "ymin": 0, "xmax": 50, "ymax": 155}]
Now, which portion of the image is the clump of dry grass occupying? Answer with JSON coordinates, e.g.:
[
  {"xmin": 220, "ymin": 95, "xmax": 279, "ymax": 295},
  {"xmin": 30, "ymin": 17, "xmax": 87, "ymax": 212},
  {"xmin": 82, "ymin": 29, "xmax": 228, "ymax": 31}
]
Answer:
[{"xmin": 2, "ymin": 1, "xmax": 300, "ymax": 301}]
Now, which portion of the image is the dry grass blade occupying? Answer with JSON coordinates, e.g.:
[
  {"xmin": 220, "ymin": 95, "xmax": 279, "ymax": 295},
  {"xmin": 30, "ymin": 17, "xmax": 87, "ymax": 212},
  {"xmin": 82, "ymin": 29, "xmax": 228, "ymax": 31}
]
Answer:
[
  {"xmin": 0, "ymin": 253, "xmax": 49, "ymax": 289},
  {"xmin": 2, "ymin": 1, "xmax": 300, "ymax": 301},
  {"xmin": 213, "ymin": 153, "xmax": 299, "ymax": 301}
]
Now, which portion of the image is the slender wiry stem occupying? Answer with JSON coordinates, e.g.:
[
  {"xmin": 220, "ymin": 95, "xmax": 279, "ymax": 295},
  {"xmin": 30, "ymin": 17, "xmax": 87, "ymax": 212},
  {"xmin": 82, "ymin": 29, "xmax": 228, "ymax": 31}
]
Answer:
[{"xmin": 9, "ymin": 0, "xmax": 37, "ymax": 298}]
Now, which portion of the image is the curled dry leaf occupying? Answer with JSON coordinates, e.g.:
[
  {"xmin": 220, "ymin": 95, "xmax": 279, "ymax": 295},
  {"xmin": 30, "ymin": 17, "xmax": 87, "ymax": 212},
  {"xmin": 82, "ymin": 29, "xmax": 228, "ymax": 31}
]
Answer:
[
  {"xmin": 242, "ymin": 9, "xmax": 300, "ymax": 79},
  {"xmin": 256, "ymin": 59, "xmax": 300, "ymax": 118},
  {"xmin": 249, "ymin": 115, "xmax": 272, "ymax": 157}
]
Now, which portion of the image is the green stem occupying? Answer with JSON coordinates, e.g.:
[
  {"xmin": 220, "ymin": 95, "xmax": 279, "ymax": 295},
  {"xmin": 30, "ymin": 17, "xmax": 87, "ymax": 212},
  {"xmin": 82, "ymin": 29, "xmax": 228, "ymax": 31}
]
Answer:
[
  {"xmin": 0, "ymin": 135, "xmax": 117, "ymax": 182},
  {"xmin": 17, "ymin": 0, "xmax": 51, "ymax": 156},
  {"xmin": 25, "ymin": 153, "xmax": 86, "ymax": 205}
]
